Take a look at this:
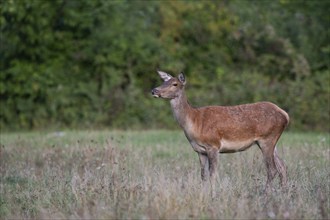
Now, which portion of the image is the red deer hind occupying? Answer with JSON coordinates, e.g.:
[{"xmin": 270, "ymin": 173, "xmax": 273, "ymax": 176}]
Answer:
[{"xmin": 151, "ymin": 71, "xmax": 289, "ymax": 195}]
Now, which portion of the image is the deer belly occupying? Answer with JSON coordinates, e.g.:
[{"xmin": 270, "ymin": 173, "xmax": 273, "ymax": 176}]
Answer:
[{"xmin": 219, "ymin": 139, "xmax": 255, "ymax": 153}]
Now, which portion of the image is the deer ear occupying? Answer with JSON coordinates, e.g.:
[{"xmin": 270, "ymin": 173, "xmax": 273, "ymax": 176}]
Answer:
[
  {"xmin": 157, "ymin": 70, "xmax": 173, "ymax": 81},
  {"xmin": 178, "ymin": 72, "xmax": 186, "ymax": 85}
]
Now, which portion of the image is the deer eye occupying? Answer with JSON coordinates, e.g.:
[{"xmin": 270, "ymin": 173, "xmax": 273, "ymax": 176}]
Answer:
[{"xmin": 173, "ymin": 83, "xmax": 178, "ymax": 87}]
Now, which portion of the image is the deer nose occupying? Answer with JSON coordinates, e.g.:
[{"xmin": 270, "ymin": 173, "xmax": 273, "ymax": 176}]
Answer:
[
  {"xmin": 151, "ymin": 88, "xmax": 160, "ymax": 97},
  {"xmin": 151, "ymin": 88, "xmax": 158, "ymax": 95}
]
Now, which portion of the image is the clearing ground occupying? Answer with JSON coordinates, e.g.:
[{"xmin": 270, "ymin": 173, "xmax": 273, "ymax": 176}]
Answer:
[{"xmin": 0, "ymin": 130, "xmax": 329, "ymax": 219}]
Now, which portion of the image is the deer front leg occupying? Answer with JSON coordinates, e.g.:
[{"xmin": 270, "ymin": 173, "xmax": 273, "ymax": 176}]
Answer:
[
  {"xmin": 207, "ymin": 147, "xmax": 219, "ymax": 198},
  {"xmin": 198, "ymin": 153, "xmax": 209, "ymax": 181}
]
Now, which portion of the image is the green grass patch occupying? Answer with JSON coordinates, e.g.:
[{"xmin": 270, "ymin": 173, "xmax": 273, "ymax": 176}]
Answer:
[{"xmin": 0, "ymin": 130, "xmax": 329, "ymax": 219}]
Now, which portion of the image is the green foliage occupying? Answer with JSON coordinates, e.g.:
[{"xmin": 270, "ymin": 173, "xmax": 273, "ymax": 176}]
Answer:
[{"xmin": 0, "ymin": 0, "xmax": 329, "ymax": 131}]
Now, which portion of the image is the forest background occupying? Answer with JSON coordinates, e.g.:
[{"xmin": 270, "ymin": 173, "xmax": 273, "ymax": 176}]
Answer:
[{"xmin": 1, "ymin": 0, "xmax": 329, "ymax": 131}]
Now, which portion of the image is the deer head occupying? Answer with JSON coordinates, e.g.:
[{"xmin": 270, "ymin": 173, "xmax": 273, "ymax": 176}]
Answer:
[{"xmin": 151, "ymin": 71, "xmax": 186, "ymax": 99}]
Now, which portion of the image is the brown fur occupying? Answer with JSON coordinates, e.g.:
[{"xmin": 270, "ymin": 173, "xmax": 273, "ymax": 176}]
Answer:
[{"xmin": 152, "ymin": 71, "xmax": 289, "ymax": 195}]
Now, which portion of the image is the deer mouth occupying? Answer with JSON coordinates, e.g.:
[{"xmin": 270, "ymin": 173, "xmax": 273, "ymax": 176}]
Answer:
[{"xmin": 151, "ymin": 89, "xmax": 161, "ymax": 98}]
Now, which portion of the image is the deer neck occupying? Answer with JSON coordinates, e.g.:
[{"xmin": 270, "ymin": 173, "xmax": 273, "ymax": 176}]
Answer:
[{"xmin": 170, "ymin": 91, "xmax": 194, "ymax": 129}]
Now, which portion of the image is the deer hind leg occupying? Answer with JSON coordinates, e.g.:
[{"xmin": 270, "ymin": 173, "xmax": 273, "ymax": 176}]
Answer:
[
  {"xmin": 274, "ymin": 147, "xmax": 287, "ymax": 188},
  {"xmin": 258, "ymin": 139, "xmax": 279, "ymax": 192}
]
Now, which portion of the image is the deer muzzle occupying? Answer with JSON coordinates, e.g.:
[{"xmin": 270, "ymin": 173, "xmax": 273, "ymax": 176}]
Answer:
[{"xmin": 151, "ymin": 88, "xmax": 160, "ymax": 98}]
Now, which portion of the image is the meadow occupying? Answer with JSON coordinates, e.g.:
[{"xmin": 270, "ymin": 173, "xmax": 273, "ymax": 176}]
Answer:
[{"xmin": 0, "ymin": 130, "xmax": 329, "ymax": 219}]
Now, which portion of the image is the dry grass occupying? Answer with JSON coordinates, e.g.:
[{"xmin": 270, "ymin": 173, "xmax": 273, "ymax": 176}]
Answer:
[{"xmin": 0, "ymin": 130, "xmax": 329, "ymax": 219}]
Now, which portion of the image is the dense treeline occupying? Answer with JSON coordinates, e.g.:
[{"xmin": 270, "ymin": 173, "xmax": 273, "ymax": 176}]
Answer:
[{"xmin": 1, "ymin": 0, "xmax": 329, "ymax": 131}]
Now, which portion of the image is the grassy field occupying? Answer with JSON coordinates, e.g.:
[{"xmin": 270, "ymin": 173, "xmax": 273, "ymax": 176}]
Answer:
[{"xmin": 0, "ymin": 130, "xmax": 329, "ymax": 219}]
